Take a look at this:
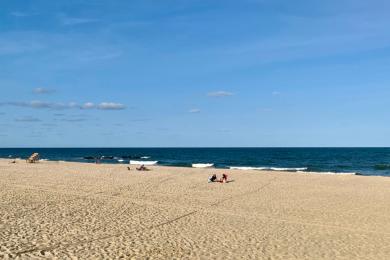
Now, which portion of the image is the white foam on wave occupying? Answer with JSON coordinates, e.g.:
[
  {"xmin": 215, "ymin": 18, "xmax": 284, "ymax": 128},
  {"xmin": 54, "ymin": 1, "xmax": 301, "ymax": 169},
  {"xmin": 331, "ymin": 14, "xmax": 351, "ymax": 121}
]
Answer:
[
  {"xmin": 229, "ymin": 166, "xmax": 307, "ymax": 171},
  {"xmin": 298, "ymin": 171, "xmax": 356, "ymax": 175},
  {"xmin": 117, "ymin": 159, "xmax": 125, "ymax": 162},
  {"xmin": 229, "ymin": 166, "xmax": 267, "ymax": 171},
  {"xmin": 192, "ymin": 163, "xmax": 214, "ymax": 168},
  {"xmin": 130, "ymin": 160, "xmax": 158, "ymax": 165},
  {"xmin": 230, "ymin": 166, "xmax": 355, "ymax": 175},
  {"xmin": 141, "ymin": 156, "xmax": 150, "ymax": 159},
  {"xmin": 270, "ymin": 167, "xmax": 308, "ymax": 171}
]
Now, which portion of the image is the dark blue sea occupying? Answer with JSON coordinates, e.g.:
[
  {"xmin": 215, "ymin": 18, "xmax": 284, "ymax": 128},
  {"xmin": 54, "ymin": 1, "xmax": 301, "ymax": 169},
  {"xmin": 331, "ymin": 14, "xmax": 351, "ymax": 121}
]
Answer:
[{"xmin": 1, "ymin": 148, "xmax": 390, "ymax": 176}]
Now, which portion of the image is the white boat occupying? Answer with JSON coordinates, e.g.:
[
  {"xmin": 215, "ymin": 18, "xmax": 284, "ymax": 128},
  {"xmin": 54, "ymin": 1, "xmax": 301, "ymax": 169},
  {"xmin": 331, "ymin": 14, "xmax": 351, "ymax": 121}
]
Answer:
[
  {"xmin": 192, "ymin": 163, "xmax": 214, "ymax": 168},
  {"xmin": 129, "ymin": 160, "xmax": 158, "ymax": 165}
]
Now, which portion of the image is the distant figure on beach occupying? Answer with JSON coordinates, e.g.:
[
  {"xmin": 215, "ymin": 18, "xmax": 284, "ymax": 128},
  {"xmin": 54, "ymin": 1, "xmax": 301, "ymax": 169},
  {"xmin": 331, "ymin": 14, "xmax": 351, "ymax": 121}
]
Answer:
[
  {"xmin": 127, "ymin": 167, "xmax": 131, "ymax": 171},
  {"xmin": 220, "ymin": 174, "xmax": 228, "ymax": 183},
  {"xmin": 208, "ymin": 174, "xmax": 217, "ymax": 183},
  {"xmin": 137, "ymin": 164, "xmax": 148, "ymax": 171},
  {"xmin": 26, "ymin": 153, "xmax": 39, "ymax": 163}
]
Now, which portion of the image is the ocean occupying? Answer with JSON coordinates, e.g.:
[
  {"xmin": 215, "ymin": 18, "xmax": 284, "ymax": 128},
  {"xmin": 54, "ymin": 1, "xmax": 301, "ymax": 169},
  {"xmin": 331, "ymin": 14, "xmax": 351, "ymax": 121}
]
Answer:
[{"xmin": 1, "ymin": 148, "xmax": 390, "ymax": 176}]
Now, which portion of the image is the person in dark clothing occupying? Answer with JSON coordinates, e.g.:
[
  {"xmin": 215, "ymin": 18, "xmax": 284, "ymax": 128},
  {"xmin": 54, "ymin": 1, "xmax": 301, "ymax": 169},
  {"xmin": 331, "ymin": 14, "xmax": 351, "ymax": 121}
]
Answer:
[{"xmin": 208, "ymin": 174, "xmax": 217, "ymax": 183}]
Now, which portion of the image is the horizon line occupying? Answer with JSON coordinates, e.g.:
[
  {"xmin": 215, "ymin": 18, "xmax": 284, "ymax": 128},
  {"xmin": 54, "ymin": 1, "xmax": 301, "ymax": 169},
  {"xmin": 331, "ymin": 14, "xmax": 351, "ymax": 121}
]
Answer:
[{"xmin": 1, "ymin": 147, "xmax": 389, "ymax": 149}]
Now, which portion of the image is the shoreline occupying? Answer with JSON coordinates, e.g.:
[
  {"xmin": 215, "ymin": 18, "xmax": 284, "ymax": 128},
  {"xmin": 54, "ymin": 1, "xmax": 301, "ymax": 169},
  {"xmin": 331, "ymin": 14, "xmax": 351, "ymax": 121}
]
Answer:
[
  {"xmin": 0, "ymin": 158, "xmax": 364, "ymax": 177},
  {"xmin": 1, "ymin": 147, "xmax": 389, "ymax": 177}
]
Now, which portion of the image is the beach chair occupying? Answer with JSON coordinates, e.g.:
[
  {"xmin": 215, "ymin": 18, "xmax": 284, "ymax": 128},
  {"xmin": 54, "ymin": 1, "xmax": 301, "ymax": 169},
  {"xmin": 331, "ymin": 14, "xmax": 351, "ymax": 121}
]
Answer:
[{"xmin": 27, "ymin": 153, "xmax": 40, "ymax": 163}]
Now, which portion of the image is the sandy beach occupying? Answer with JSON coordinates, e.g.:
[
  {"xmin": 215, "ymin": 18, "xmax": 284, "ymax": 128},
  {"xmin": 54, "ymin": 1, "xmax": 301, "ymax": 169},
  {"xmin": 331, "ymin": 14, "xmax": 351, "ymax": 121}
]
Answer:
[{"xmin": 1, "ymin": 159, "xmax": 390, "ymax": 259}]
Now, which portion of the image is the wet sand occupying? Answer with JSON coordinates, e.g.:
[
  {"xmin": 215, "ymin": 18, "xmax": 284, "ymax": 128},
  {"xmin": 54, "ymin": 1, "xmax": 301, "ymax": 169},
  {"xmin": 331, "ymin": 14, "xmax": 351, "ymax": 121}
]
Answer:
[{"xmin": 1, "ymin": 159, "xmax": 390, "ymax": 259}]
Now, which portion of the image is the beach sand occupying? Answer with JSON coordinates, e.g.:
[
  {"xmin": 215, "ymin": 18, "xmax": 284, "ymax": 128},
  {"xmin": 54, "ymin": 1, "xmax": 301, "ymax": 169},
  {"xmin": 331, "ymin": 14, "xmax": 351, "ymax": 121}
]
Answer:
[{"xmin": 1, "ymin": 159, "xmax": 390, "ymax": 259}]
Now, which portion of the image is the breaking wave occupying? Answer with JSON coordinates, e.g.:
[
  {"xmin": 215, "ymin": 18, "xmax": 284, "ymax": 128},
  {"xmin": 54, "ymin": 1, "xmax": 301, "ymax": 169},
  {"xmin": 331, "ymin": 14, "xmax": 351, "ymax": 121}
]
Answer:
[
  {"xmin": 298, "ymin": 171, "xmax": 356, "ymax": 175},
  {"xmin": 229, "ymin": 166, "xmax": 307, "ymax": 172},
  {"xmin": 192, "ymin": 163, "xmax": 214, "ymax": 168},
  {"xmin": 129, "ymin": 160, "xmax": 158, "ymax": 165}
]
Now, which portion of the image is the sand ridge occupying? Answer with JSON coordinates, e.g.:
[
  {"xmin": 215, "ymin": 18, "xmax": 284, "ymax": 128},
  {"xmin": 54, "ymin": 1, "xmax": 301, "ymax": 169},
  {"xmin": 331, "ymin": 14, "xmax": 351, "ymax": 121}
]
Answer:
[{"xmin": 1, "ymin": 159, "xmax": 390, "ymax": 259}]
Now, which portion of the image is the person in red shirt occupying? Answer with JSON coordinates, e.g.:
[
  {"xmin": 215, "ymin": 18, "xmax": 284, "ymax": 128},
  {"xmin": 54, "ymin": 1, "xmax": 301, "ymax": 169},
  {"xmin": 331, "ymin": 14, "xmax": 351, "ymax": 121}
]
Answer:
[{"xmin": 220, "ymin": 174, "xmax": 228, "ymax": 183}]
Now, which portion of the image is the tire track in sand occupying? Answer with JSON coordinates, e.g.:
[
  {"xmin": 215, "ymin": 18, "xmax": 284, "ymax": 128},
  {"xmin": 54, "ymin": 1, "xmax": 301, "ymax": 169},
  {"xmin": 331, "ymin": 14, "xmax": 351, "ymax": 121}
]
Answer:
[{"xmin": 14, "ymin": 177, "xmax": 278, "ymax": 257}]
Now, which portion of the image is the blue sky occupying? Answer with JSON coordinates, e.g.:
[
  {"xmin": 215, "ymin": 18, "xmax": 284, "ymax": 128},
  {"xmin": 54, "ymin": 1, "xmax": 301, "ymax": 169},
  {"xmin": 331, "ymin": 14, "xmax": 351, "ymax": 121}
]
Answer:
[{"xmin": 0, "ymin": 0, "xmax": 389, "ymax": 147}]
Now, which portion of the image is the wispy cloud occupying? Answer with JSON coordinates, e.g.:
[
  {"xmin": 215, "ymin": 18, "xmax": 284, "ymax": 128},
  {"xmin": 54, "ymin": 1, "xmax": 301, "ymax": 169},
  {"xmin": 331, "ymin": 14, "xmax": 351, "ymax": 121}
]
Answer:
[
  {"xmin": 272, "ymin": 91, "xmax": 281, "ymax": 96},
  {"xmin": 60, "ymin": 16, "xmax": 99, "ymax": 26},
  {"xmin": 60, "ymin": 118, "xmax": 88, "ymax": 122},
  {"xmin": 15, "ymin": 116, "xmax": 41, "ymax": 122},
  {"xmin": 4, "ymin": 101, "xmax": 60, "ymax": 109},
  {"xmin": 10, "ymin": 11, "xmax": 37, "ymax": 17},
  {"xmin": 189, "ymin": 108, "xmax": 201, "ymax": 113},
  {"xmin": 33, "ymin": 87, "xmax": 55, "ymax": 94},
  {"xmin": 207, "ymin": 91, "xmax": 234, "ymax": 97},
  {"xmin": 78, "ymin": 51, "xmax": 123, "ymax": 62},
  {"xmin": 0, "ymin": 101, "xmax": 126, "ymax": 110},
  {"xmin": 97, "ymin": 102, "xmax": 126, "ymax": 110}
]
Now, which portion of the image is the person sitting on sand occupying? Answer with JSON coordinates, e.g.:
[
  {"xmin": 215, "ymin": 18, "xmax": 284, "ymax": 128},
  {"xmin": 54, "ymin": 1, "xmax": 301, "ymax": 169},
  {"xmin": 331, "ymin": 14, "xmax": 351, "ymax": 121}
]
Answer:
[
  {"xmin": 137, "ymin": 164, "xmax": 148, "ymax": 171},
  {"xmin": 220, "ymin": 174, "xmax": 228, "ymax": 183},
  {"xmin": 208, "ymin": 174, "xmax": 217, "ymax": 183}
]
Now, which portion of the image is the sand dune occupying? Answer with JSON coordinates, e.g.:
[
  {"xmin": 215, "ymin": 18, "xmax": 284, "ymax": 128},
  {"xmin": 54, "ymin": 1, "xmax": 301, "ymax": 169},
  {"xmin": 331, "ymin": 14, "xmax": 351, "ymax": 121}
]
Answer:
[{"xmin": 1, "ymin": 159, "xmax": 390, "ymax": 259}]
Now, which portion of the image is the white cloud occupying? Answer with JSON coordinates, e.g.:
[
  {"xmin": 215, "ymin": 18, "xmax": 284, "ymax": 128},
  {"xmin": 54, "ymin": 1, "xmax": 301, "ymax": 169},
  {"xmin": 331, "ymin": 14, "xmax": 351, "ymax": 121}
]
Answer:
[
  {"xmin": 82, "ymin": 102, "xmax": 95, "ymax": 109},
  {"xmin": 10, "ymin": 11, "xmax": 38, "ymax": 17},
  {"xmin": 189, "ymin": 108, "xmax": 201, "ymax": 113},
  {"xmin": 30, "ymin": 100, "xmax": 53, "ymax": 108},
  {"xmin": 60, "ymin": 118, "xmax": 87, "ymax": 122},
  {"xmin": 207, "ymin": 91, "xmax": 234, "ymax": 97},
  {"xmin": 69, "ymin": 102, "xmax": 81, "ymax": 109},
  {"xmin": 15, "ymin": 116, "xmax": 41, "ymax": 122},
  {"xmin": 4, "ymin": 101, "xmax": 57, "ymax": 109},
  {"xmin": 33, "ymin": 87, "xmax": 55, "ymax": 94},
  {"xmin": 97, "ymin": 102, "xmax": 126, "ymax": 110},
  {"xmin": 0, "ymin": 101, "xmax": 126, "ymax": 110}
]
